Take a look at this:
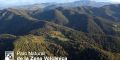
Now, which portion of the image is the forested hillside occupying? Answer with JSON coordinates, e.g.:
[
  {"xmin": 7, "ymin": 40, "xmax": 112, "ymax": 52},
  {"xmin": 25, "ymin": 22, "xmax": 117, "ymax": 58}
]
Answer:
[{"xmin": 0, "ymin": 3, "xmax": 120, "ymax": 60}]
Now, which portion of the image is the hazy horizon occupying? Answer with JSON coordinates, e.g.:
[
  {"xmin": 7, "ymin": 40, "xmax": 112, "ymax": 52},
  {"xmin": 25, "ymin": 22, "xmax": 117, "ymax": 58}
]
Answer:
[{"xmin": 0, "ymin": 0, "xmax": 120, "ymax": 8}]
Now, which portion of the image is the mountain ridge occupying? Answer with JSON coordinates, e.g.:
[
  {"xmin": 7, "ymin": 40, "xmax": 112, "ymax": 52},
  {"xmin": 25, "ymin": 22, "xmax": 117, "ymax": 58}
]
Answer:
[
  {"xmin": 0, "ymin": 3, "xmax": 120, "ymax": 60},
  {"xmin": 0, "ymin": 0, "xmax": 112, "ymax": 10}
]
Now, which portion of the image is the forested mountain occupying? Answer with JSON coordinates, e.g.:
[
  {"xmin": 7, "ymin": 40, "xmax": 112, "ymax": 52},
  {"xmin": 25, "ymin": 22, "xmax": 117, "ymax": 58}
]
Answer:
[{"xmin": 0, "ymin": 3, "xmax": 120, "ymax": 60}]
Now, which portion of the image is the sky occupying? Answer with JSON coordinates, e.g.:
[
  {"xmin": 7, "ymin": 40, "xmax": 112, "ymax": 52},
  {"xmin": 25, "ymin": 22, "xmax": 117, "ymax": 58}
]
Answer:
[
  {"xmin": 0, "ymin": 0, "xmax": 120, "ymax": 8},
  {"xmin": 92, "ymin": 0, "xmax": 120, "ymax": 2}
]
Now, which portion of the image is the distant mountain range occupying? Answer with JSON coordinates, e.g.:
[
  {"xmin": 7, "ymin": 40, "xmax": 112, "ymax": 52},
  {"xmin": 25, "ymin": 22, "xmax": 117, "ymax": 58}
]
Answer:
[
  {"xmin": 47, "ymin": 0, "xmax": 111, "ymax": 8},
  {"xmin": 0, "ymin": 1, "xmax": 120, "ymax": 60},
  {"xmin": 0, "ymin": 0, "xmax": 112, "ymax": 10}
]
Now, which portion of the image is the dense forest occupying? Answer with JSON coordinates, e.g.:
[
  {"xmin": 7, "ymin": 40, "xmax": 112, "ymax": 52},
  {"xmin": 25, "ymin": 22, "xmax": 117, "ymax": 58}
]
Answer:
[{"xmin": 0, "ymin": 3, "xmax": 120, "ymax": 60}]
